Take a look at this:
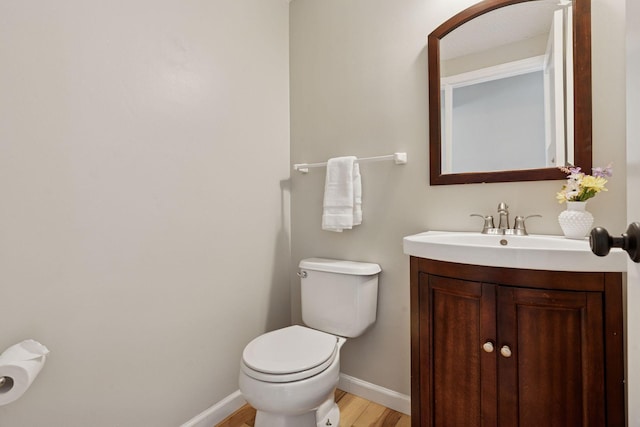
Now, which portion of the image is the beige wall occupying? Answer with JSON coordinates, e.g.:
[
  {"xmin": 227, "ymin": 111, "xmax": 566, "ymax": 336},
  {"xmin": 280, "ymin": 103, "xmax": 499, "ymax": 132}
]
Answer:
[
  {"xmin": 290, "ymin": 0, "xmax": 627, "ymax": 396},
  {"xmin": 442, "ymin": 34, "xmax": 548, "ymax": 77},
  {"xmin": 0, "ymin": 1, "xmax": 290, "ymax": 426}
]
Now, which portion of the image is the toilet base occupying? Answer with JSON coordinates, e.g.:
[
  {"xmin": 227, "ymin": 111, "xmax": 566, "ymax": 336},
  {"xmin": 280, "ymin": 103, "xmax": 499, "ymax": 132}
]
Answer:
[
  {"xmin": 255, "ymin": 410, "xmax": 316, "ymax": 427},
  {"xmin": 253, "ymin": 401, "xmax": 340, "ymax": 427},
  {"xmin": 316, "ymin": 400, "xmax": 340, "ymax": 427}
]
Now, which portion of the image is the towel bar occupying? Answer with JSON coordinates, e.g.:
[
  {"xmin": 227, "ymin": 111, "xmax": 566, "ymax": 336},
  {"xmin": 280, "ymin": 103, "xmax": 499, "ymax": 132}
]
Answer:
[{"xmin": 293, "ymin": 152, "xmax": 407, "ymax": 174}]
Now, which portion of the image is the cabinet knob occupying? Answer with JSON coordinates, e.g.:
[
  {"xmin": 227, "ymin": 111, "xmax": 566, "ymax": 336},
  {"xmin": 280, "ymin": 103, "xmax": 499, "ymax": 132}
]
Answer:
[
  {"xmin": 482, "ymin": 341, "xmax": 494, "ymax": 353},
  {"xmin": 500, "ymin": 345, "xmax": 512, "ymax": 358}
]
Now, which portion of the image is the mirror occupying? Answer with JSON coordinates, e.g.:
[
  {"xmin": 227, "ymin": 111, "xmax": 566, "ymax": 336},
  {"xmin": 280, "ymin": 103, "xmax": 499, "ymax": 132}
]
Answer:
[{"xmin": 429, "ymin": 0, "xmax": 591, "ymax": 185}]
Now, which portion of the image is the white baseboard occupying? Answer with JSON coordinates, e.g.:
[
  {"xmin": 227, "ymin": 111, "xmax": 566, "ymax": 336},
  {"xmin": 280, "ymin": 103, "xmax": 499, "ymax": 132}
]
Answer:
[
  {"xmin": 180, "ymin": 390, "xmax": 246, "ymax": 427},
  {"xmin": 338, "ymin": 373, "xmax": 411, "ymax": 415},
  {"xmin": 181, "ymin": 375, "xmax": 411, "ymax": 426}
]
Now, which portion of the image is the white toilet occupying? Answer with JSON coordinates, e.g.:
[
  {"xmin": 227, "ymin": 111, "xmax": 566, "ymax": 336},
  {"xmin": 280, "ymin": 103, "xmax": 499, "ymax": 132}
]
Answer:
[{"xmin": 239, "ymin": 257, "xmax": 381, "ymax": 427}]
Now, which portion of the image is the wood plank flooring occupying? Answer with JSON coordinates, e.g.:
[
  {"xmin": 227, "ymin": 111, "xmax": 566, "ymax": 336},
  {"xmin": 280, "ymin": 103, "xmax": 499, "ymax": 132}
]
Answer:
[{"xmin": 215, "ymin": 389, "xmax": 411, "ymax": 427}]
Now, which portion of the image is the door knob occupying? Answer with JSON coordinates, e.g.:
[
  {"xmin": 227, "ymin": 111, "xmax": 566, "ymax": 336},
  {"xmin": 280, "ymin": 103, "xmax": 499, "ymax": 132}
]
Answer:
[
  {"xmin": 500, "ymin": 345, "xmax": 512, "ymax": 358},
  {"xmin": 590, "ymin": 222, "xmax": 640, "ymax": 263},
  {"xmin": 482, "ymin": 341, "xmax": 494, "ymax": 353}
]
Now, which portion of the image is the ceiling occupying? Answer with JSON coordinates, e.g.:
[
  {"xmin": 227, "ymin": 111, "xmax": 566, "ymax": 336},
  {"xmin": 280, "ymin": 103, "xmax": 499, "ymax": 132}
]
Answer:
[{"xmin": 440, "ymin": 0, "xmax": 570, "ymax": 60}]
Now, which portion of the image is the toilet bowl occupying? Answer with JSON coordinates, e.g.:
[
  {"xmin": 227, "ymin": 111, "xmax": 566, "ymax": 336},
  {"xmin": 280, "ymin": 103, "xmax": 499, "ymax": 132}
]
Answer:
[
  {"xmin": 238, "ymin": 258, "xmax": 381, "ymax": 427},
  {"xmin": 239, "ymin": 326, "xmax": 345, "ymax": 427}
]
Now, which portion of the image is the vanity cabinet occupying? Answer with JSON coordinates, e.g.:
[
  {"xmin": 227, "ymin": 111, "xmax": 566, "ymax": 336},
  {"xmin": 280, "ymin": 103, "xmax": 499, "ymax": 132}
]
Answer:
[{"xmin": 410, "ymin": 257, "xmax": 624, "ymax": 427}]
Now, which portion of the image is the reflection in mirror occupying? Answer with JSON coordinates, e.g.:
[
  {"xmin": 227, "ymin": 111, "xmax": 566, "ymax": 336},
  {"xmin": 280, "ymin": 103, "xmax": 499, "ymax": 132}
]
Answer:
[
  {"xmin": 429, "ymin": 0, "xmax": 592, "ymax": 185},
  {"xmin": 440, "ymin": 1, "xmax": 573, "ymax": 173}
]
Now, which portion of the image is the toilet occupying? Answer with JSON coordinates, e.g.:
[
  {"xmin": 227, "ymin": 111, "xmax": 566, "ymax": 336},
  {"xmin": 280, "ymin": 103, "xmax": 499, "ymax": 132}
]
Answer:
[{"xmin": 239, "ymin": 257, "xmax": 381, "ymax": 427}]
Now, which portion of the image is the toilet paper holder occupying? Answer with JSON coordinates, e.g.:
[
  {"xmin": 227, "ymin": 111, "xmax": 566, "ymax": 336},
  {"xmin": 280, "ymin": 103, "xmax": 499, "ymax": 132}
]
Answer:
[{"xmin": 0, "ymin": 376, "xmax": 6, "ymax": 387}]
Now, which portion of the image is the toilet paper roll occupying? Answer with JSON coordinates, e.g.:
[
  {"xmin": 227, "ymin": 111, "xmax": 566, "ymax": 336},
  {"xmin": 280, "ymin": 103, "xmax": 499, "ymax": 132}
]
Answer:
[{"xmin": 0, "ymin": 339, "xmax": 49, "ymax": 406}]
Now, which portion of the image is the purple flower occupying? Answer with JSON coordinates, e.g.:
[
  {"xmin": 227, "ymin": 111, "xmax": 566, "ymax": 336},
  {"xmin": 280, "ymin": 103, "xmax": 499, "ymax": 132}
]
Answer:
[
  {"xmin": 559, "ymin": 165, "xmax": 582, "ymax": 176},
  {"xmin": 568, "ymin": 166, "xmax": 582, "ymax": 174},
  {"xmin": 592, "ymin": 163, "xmax": 613, "ymax": 178}
]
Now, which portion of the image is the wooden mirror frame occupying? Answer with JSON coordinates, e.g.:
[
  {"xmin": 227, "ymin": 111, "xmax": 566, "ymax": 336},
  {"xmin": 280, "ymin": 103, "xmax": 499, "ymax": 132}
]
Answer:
[{"xmin": 429, "ymin": 0, "xmax": 591, "ymax": 185}]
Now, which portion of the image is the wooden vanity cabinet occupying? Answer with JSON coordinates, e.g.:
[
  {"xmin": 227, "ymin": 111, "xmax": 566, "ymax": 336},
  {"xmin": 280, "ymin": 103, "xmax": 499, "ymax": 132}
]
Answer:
[{"xmin": 410, "ymin": 257, "xmax": 624, "ymax": 427}]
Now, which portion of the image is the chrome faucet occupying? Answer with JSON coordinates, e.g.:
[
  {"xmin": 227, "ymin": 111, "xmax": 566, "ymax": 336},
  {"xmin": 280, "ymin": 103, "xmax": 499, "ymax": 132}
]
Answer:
[
  {"xmin": 497, "ymin": 202, "xmax": 510, "ymax": 230},
  {"xmin": 471, "ymin": 202, "xmax": 541, "ymax": 235}
]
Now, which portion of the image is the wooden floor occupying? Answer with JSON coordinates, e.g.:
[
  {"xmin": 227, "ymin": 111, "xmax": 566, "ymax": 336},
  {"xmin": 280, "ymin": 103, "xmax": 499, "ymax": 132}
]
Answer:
[{"xmin": 216, "ymin": 389, "xmax": 411, "ymax": 427}]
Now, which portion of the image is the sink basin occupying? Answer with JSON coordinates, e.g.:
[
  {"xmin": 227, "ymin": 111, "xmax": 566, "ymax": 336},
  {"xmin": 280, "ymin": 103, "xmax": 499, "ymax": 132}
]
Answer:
[{"xmin": 403, "ymin": 231, "xmax": 627, "ymax": 272}]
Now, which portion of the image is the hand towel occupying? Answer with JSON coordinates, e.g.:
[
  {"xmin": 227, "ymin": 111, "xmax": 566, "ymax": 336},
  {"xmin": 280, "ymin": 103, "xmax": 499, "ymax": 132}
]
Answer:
[
  {"xmin": 322, "ymin": 156, "xmax": 362, "ymax": 232},
  {"xmin": 353, "ymin": 162, "xmax": 362, "ymax": 226}
]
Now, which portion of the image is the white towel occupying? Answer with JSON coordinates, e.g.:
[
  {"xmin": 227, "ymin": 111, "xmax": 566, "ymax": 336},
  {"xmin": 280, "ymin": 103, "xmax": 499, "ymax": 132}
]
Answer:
[{"xmin": 322, "ymin": 156, "xmax": 362, "ymax": 232}]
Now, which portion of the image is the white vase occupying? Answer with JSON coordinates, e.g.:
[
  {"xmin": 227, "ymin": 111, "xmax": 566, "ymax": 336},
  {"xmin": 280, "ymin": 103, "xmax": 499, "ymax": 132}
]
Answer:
[{"xmin": 558, "ymin": 201, "xmax": 594, "ymax": 239}]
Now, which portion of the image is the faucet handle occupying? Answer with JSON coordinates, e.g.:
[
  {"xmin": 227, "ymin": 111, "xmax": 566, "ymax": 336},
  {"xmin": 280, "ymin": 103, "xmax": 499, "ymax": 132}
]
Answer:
[
  {"xmin": 513, "ymin": 214, "xmax": 542, "ymax": 235},
  {"xmin": 470, "ymin": 214, "xmax": 495, "ymax": 233}
]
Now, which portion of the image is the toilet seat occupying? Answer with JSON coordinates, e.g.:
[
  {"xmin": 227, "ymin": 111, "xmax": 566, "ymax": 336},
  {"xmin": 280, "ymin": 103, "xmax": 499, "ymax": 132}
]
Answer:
[{"xmin": 242, "ymin": 325, "xmax": 339, "ymax": 383}]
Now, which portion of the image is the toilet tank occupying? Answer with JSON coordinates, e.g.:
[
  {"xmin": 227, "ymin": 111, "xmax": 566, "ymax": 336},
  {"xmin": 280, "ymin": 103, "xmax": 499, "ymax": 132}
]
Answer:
[{"xmin": 299, "ymin": 258, "xmax": 381, "ymax": 338}]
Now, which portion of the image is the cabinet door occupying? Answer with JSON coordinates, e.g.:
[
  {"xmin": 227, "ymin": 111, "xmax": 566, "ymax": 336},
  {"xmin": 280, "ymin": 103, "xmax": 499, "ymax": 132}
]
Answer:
[
  {"xmin": 419, "ymin": 274, "xmax": 497, "ymax": 427},
  {"xmin": 497, "ymin": 287, "xmax": 605, "ymax": 427}
]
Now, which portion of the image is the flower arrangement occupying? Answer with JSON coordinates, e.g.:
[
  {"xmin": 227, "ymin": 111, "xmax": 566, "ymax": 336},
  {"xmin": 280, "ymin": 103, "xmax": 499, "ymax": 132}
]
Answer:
[{"xmin": 556, "ymin": 163, "xmax": 612, "ymax": 203}]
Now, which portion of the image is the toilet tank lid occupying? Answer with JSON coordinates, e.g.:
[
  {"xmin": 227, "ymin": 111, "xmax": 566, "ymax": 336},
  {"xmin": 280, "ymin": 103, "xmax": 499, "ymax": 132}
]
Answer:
[{"xmin": 299, "ymin": 258, "xmax": 381, "ymax": 275}]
